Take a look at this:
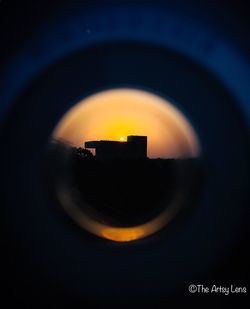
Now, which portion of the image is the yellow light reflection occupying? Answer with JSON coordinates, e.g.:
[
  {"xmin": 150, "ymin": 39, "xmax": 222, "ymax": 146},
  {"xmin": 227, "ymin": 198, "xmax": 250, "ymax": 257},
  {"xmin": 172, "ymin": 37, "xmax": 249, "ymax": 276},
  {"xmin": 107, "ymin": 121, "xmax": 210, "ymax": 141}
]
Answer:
[{"xmin": 58, "ymin": 186, "xmax": 185, "ymax": 242}]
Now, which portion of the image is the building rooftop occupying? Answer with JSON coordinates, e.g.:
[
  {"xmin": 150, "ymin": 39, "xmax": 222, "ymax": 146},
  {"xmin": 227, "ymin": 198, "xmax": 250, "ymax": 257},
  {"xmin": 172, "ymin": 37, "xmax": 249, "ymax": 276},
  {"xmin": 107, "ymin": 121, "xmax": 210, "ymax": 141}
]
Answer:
[{"xmin": 85, "ymin": 135, "xmax": 147, "ymax": 159}]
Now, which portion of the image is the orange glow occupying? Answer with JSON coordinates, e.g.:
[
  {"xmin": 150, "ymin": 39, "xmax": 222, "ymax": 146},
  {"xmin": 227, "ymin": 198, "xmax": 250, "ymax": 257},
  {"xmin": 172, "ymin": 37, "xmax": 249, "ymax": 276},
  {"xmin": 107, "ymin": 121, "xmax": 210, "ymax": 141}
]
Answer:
[
  {"xmin": 53, "ymin": 88, "xmax": 200, "ymax": 158},
  {"xmin": 52, "ymin": 88, "xmax": 201, "ymax": 242},
  {"xmin": 57, "ymin": 186, "xmax": 185, "ymax": 242}
]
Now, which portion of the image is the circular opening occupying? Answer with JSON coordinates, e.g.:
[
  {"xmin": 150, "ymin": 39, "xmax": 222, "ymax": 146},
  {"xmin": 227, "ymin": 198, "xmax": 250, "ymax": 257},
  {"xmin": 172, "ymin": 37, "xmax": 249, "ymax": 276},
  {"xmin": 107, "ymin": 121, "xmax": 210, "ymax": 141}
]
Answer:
[{"xmin": 48, "ymin": 88, "xmax": 201, "ymax": 242}]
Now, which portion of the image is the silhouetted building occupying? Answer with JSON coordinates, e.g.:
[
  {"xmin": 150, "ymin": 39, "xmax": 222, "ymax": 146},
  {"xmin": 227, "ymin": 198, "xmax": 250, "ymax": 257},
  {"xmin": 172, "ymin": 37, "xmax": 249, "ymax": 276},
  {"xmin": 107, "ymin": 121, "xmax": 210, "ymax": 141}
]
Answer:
[{"xmin": 85, "ymin": 136, "xmax": 147, "ymax": 159}]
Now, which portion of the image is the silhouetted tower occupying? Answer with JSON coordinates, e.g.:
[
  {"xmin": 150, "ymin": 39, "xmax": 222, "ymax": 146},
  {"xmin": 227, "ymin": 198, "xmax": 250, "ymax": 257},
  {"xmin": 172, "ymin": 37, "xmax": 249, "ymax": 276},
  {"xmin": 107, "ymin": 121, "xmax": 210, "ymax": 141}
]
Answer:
[{"xmin": 127, "ymin": 136, "xmax": 147, "ymax": 157}]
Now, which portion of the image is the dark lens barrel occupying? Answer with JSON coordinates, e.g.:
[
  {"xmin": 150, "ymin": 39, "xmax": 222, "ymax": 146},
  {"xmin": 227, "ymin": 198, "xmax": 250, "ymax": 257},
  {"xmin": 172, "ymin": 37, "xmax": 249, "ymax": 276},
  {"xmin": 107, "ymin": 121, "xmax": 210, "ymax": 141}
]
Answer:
[{"xmin": 0, "ymin": 1, "xmax": 249, "ymax": 307}]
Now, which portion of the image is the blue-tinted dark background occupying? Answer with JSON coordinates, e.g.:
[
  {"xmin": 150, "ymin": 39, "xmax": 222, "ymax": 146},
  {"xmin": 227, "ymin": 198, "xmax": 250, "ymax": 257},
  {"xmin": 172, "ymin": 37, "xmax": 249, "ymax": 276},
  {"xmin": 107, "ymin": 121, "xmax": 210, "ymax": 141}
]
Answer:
[{"xmin": 0, "ymin": 1, "xmax": 249, "ymax": 308}]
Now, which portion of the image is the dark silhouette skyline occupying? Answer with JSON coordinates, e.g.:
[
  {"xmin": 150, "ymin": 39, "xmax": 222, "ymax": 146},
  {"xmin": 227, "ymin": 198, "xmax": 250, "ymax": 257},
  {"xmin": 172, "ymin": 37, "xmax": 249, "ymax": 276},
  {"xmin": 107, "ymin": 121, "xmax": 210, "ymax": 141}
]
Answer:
[
  {"xmin": 85, "ymin": 135, "xmax": 147, "ymax": 159},
  {"xmin": 49, "ymin": 138, "xmax": 199, "ymax": 227}
]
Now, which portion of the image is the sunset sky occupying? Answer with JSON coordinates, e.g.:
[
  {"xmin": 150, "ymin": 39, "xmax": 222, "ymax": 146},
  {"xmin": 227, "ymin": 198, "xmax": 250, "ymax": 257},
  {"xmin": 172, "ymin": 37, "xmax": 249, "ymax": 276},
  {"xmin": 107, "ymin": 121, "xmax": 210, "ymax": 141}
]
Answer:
[{"xmin": 53, "ymin": 88, "xmax": 200, "ymax": 158}]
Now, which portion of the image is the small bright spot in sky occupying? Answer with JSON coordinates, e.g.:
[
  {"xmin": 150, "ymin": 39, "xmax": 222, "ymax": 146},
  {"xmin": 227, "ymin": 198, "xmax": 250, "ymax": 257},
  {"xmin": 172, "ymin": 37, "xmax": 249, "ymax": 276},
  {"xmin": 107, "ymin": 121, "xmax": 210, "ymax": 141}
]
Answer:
[
  {"xmin": 53, "ymin": 88, "xmax": 200, "ymax": 158},
  {"xmin": 52, "ymin": 88, "xmax": 201, "ymax": 242}
]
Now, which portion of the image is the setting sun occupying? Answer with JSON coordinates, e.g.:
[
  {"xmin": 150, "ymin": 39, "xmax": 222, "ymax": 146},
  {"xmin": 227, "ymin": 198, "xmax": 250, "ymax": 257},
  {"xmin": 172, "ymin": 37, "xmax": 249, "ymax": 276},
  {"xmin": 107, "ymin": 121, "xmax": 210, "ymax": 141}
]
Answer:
[
  {"xmin": 53, "ymin": 88, "xmax": 200, "ymax": 158},
  {"xmin": 52, "ymin": 88, "xmax": 201, "ymax": 242}
]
